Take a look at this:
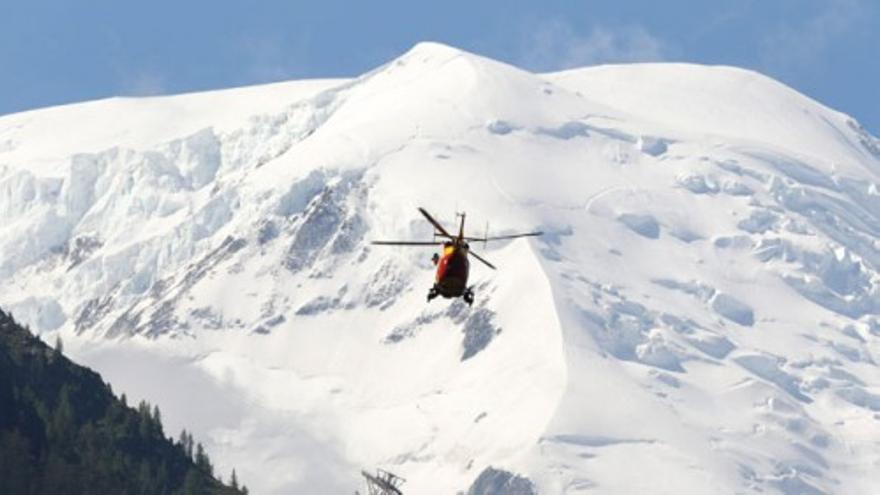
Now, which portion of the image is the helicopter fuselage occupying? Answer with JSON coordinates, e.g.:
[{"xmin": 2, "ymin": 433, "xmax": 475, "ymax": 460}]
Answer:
[{"xmin": 434, "ymin": 243, "xmax": 470, "ymax": 298}]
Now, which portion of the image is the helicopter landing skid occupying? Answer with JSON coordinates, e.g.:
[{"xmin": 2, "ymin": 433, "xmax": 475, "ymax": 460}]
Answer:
[
  {"xmin": 427, "ymin": 285, "xmax": 474, "ymax": 306},
  {"xmin": 463, "ymin": 287, "xmax": 474, "ymax": 306},
  {"xmin": 427, "ymin": 286, "xmax": 439, "ymax": 302}
]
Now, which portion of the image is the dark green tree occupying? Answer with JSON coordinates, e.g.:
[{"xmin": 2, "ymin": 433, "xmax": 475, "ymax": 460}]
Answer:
[
  {"xmin": 0, "ymin": 430, "xmax": 33, "ymax": 494},
  {"xmin": 153, "ymin": 404, "xmax": 164, "ymax": 436},
  {"xmin": 53, "ymin": 334, "xmax": 64, "ymax": 359},
  {"xmin": 195, "ymin": 442, "xmax": 213, "ymax": 476},
  {"xmin": 230, "ymin": 469, "xmax": 239, "ymax": 490},
  {"xmin": 0, "ymin": 308, "xmax": 248, "ymax": 495},
  {"xmin": 182, "ymin": 467, "xmax": 204, "ymax": 495}
]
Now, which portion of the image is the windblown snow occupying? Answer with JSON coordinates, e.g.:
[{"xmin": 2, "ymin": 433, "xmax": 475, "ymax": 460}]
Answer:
[{"xmin": 2, "ymin": 42, "xmax": 879, "ymax": 494}]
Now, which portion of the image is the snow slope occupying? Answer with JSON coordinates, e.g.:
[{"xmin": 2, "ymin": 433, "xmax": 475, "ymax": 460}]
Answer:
[{"xmin": 2, "ymin": 42, "xmax": 879, "ymax": 494}]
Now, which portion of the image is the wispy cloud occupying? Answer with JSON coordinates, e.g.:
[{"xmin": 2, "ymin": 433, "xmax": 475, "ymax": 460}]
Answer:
[
  {"xmin": 518, "ymin": 20, "xmax": 673, "ymax": 72},
  {"xmin": 120, "ymin": 70, "xmax": 167, "ymax": 97},
  {"xmin": 759, "ymin": 0, "xmax": 869, "ymax": 77},
  {"xmin": 236, "ymin": 32, "xmax": 312, "ymax": 83}
]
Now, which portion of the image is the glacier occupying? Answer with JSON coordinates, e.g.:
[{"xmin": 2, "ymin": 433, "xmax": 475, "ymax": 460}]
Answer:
[{"xmin": 1, "ymin": 42, "xmax": 879, "ymax": 494}]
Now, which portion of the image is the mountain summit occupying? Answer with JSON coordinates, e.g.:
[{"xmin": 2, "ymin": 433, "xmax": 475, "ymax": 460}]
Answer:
[{"xmin": 1, "ymin": 42, "xmax": 878, "ymax": 494}]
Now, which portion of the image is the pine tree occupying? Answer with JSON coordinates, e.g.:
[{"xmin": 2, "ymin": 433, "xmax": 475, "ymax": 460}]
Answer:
[
  {"xmin": 49, "ymin": 385, "xmax": 75, "ymax": 449},
  {"xmin": 53, "ymin": 334, "xmax": 64, "ymax": 356},
  {"xmin": 182, "ymin": 467, "xmax": 202, "ymax": 495},
  {"xmin": 152, "ymin": 404, "xmax": 163, "ymax": 436},
  {"xmin": 0, "ymin": 431, "xmax": 32, "ymax": 494},
  {"xmin": 230, "ymin": 469, "xmax": 239, "ymax": 490},
  {"xmin": 195, "ymin": 442, "xmax": 213, "ymax": 476},
  {"xmin": 186, "ymin": 431, "xmax": 194, "ymax": 460},
  {"xmin": 156, "ymin": 462, "xmax": 170, "ymax": 494},
  {"xmin": 137, "ymin": 459, "xmax": 152, "ymax": 493},
  {"xmin": 138, "ymin": 400, "xmax": 152, "ymax": 439}
]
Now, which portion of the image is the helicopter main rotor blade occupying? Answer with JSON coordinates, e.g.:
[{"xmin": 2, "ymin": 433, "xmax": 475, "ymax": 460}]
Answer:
[
  {"xmin": 467, "ymin": 249, "xmax": 497, "ymax": 270},
  {"xmin": 418, "ymin": 207, "xmax": 455, "ymax": 240},
  {"xmin": 371, "ymin": 241, "xmax": 445, "ymax": 246},
  {"xmin": 464, "ymin": 231, "xmax": 543, "ymax": 242}
]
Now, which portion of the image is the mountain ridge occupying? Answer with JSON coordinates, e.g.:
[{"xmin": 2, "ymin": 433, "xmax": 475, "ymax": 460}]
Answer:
[{"xmin": 1, "ymin": 42, "xmax": 879, "ymax": 494}]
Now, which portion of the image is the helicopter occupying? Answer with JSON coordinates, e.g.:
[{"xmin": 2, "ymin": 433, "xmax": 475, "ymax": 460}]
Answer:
[{"xmin": 372, "ymin": 208, "xmax": 542, "ymax": 305}]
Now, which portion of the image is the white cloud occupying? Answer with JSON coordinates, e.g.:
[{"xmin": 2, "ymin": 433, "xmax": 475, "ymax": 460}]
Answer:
[
  {"xmin": 120, "ymin": 70, "xmax": 167, "ymax": 97},
  {"xmin": 518, "ymin": 20, "xmax": 672, "ymax": 71}
]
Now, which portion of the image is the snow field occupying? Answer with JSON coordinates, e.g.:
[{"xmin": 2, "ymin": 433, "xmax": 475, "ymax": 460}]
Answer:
[{"xmin": 2, "ymin": 42, "xmax": 879, "ymax": 494}]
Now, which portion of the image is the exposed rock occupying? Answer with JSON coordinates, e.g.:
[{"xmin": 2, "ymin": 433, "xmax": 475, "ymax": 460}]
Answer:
[{"xmin": 467, "ymin": 467, "xmax": 537, "ymax": 495}]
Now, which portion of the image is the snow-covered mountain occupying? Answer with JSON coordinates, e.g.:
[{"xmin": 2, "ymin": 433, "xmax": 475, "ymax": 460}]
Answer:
[{"xmin": 2, "ymin": 42, "xmax": 879, "ymax": 494}]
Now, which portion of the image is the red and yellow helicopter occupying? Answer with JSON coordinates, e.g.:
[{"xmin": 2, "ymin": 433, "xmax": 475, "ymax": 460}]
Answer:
[{"xmin": 372, "ymin": 208, "xmax": 542, "ymax": 305}]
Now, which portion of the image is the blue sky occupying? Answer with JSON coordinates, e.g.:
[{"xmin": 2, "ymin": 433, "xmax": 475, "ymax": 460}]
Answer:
[{"xmin": 2, "ymin": 0, "xmax": 878, "ymax": 134}]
